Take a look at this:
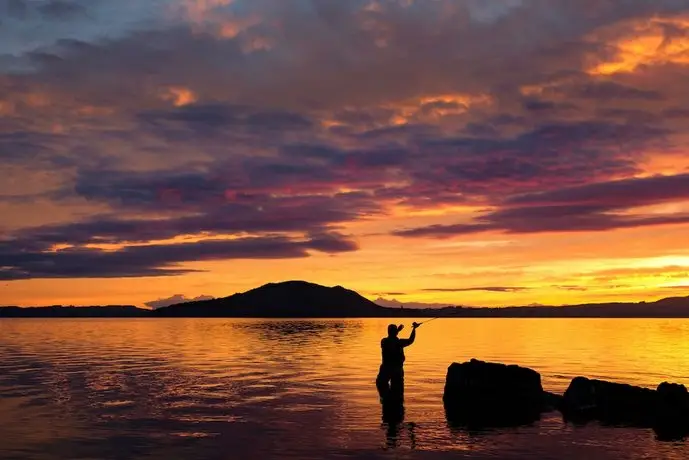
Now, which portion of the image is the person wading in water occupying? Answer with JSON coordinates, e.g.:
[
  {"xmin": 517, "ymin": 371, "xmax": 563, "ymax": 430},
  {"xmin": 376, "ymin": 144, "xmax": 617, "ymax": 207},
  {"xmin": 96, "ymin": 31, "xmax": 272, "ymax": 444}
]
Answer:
[{"xmin": 376, "ymin": 322, "xmax": 419, "ymax": 399}]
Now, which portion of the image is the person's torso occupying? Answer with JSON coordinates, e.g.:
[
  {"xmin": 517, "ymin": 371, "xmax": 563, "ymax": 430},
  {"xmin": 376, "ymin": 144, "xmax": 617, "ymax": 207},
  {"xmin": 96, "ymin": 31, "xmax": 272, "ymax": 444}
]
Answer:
[{"xmin": 381, "ymin": 337, "xmax": 405, "ymax": 367}]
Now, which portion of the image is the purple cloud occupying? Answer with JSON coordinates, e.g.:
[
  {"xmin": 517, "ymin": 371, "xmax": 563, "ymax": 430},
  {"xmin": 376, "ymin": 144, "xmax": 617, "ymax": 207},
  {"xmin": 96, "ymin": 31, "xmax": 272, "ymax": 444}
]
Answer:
[
  {"xmin": 0, "ymin": 233, "xmax": 357, "ymax": 280},
  {"xmin": 395, "ymin": 173, "xmax": 689, "ymax": 237}
]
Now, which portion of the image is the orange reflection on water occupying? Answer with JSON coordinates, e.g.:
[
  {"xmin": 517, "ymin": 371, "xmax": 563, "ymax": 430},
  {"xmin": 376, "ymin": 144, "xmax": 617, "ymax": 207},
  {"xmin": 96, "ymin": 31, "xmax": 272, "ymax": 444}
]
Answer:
[{"xmin": 2, "ymin": 318, "xmax": 689, "ymax": 458}]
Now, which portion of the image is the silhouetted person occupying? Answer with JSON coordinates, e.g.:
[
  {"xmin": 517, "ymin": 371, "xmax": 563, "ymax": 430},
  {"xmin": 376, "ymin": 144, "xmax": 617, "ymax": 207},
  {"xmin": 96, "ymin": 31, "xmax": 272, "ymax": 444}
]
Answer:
[{"xmin": 376, "ymin": 322, "xmax": 418, "ymax": 399}]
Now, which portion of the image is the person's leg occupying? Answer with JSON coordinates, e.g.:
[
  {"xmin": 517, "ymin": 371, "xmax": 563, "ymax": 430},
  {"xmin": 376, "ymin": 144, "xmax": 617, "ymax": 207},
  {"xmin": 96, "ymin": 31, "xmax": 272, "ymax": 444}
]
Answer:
[
  {"xmin": 390, "ymin": 367, "xmax": 404, "ymax": 397},
  {"xmin": 376, "ymin": 365, "xmax": 390, "ymax": 396}
]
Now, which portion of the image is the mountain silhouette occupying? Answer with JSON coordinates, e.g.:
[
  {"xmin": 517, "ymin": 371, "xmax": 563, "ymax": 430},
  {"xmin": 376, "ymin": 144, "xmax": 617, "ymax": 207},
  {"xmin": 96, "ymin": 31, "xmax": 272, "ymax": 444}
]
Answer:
[
  {"xmin": 154, "ymin": 281, "xmax": 391, "ymax": 317},
  {"xmin": 153, "ymin": 281, "xmax": 689, "ymax": 318},
  {"xmin": 2, "ymin": 281, "xmax": 688, "ymax": 318}
]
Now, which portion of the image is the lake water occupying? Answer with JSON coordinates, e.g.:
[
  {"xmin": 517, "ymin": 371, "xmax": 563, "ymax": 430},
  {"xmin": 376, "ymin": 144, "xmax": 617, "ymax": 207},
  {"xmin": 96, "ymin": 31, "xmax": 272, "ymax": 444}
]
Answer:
[{"xmin": 2, "ymin": 318, "xmax": 689, "ymax": 459}]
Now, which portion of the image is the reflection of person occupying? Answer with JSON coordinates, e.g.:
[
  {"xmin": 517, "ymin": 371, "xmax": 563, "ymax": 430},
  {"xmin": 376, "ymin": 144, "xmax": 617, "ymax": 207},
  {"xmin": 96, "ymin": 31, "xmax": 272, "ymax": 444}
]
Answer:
[
  {"xmin": 375, "ymin": 322, "xmax": 418, "ymax": 398},
  {"xmin": 382, "ymin": 397, "xmax": 405, "ymax": 449},
  {"xmin": 381, "ymin": 397, "xmax": 417, "ymax": 450}
]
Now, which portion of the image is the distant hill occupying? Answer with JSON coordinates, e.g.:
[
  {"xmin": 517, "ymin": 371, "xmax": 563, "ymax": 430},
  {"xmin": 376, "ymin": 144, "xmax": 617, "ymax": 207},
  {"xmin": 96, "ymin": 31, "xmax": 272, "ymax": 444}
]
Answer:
[
  {"xmin": 0, "ymin": 305, "xmax": 148, "ymax": 318},
  {"xmin": 154, "ymin": 281, "xmax": 689, "ymax": 318},
  {"xmin": 153, "ymin": 281, "xmax": 393, "ymax": 317},
  {"xmin": 454, "ymin": 299, "xmax": 689, "ymax": 318},
  {"xmin": 2, "ymin": 281, "xmax": 689, "ymax": 318}
]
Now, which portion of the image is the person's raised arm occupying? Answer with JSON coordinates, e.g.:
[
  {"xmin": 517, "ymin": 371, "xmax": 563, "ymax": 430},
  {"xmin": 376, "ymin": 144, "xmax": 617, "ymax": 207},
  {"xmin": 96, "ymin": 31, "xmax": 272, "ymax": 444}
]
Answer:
[{"xmin": 400, "ymin": 323, "xmax": 418, "ymax": 347}]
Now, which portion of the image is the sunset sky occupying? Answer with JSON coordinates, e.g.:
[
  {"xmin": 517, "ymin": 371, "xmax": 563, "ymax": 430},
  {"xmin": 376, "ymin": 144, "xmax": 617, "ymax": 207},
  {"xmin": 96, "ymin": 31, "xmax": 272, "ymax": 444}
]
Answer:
[{"xmin": 3, "ymin": 0, "xmax": 689, "ymax": 308}]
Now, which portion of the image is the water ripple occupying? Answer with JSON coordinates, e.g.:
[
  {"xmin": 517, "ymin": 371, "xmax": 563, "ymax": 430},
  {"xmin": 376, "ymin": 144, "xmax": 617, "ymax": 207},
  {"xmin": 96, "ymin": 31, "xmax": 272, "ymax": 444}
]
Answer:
[{"xmin": 1, "ymin": 318, "xmax": 689, "ymax": 459}]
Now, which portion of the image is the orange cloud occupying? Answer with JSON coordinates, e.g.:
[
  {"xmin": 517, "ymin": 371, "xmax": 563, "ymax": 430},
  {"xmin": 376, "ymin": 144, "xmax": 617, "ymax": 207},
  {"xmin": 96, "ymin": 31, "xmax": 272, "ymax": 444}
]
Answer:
[
  {"xmin": 589, "ymin": 16, "xmax": 689, "ymax": 75},
  {"xmin": 183, "ymin": 0, "xmax": 235, "ymax": 25},
  {"xmin": 180, "ymin": 0, "xmax": 269, "ymax": 51},
  {"xmin": 0, "ymin": 91, "xmax": 51, "ymax": 115},
  {"xmin": 383, "ymin": 92, "xmax": 493, "ymax": 125},
  {"xmin": 217, "ymin": 15, "xmax": 262, "ymax": 39},
  {"xmin": 161, "ymin": 86, "xmax": 198, "ymax": 107},
  {"xmin": 0, "ymin": 100, "xmax": 14, "ymax": 115}
]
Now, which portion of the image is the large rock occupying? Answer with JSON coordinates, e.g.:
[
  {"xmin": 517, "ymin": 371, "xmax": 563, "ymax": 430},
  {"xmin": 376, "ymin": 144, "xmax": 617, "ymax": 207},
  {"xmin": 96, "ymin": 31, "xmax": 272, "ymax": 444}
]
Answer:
[
  {"xmin": 562, "ymin": 377, "xmax": 689, "ymax": 439},
  {"xmin": 443, "ymin": 359, "xmax": 558, "ymax": 428},
  {"xmin": 561, "ymin": 377, "xmax": 657, "ymax": 425},
  {"xmin": 655, "ymin": 382, "xmax": 689, "ymax": 439}
]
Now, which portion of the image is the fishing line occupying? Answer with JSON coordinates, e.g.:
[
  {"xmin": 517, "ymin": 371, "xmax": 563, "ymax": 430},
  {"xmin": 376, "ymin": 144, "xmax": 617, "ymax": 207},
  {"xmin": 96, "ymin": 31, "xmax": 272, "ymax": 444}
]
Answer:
[
  {"xmin": 415, "ymin": 308, "xmax": 465, "ymax": 327},
  {"xmin": 417, "ymin": 317, "xmax": 441, "ymax": 326}
]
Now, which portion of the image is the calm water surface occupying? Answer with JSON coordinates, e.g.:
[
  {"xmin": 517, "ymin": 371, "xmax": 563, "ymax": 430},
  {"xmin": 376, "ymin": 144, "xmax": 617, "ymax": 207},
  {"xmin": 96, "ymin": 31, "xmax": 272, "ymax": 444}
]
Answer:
[{"xmin": 2, "ymin": 318, "xmax": 689, "ymax": 459}]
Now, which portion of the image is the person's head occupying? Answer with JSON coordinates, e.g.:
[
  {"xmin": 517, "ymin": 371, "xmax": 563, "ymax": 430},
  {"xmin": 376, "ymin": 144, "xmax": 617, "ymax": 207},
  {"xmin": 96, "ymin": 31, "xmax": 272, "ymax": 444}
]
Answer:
[{"xmin": 387, "ymin": 324, "xmax": 400, "ymax": 337}]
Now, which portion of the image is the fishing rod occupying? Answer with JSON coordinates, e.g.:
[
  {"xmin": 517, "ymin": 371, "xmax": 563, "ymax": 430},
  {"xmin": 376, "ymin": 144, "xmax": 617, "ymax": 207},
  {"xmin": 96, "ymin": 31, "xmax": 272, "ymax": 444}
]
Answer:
[
  {"xmin": 415, "ymin": 305, "xmax": 467, "ymax": 327},
  {"xmin": 417, "ymin": 316, "xmax": 441, "ymax": 326},
  {"xmin": 397, "ymin": 309, "xmax": 463, "ymax": 331},
  {"xmin": 406, "ymin": 317, "xmax": 439, "ymax": 329}
]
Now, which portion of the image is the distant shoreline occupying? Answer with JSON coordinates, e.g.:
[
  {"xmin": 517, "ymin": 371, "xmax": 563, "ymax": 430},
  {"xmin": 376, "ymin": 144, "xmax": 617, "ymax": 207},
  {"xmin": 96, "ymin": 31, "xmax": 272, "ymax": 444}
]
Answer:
[
  {"xmin": 4, "ymin": 306, "xmax": 689, "ymax": 319},
  {"xmin": 3, "ymin": 280, "xmax": 688, "ymax": 318}
]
